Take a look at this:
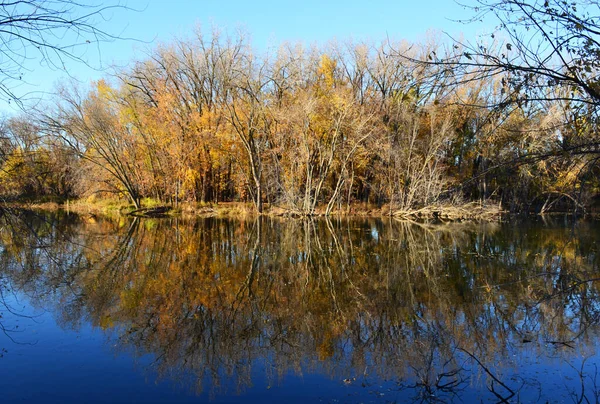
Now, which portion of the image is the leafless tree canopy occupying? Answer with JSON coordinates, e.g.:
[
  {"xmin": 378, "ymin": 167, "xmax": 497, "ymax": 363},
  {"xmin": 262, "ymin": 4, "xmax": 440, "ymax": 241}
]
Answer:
[
  {"xmin": 0, "ymin": 0, "xmax": 130, "ymax": 105},
  {"xmin": 435, "ymin": 0, "xmax": 600, "ymax": 110}
]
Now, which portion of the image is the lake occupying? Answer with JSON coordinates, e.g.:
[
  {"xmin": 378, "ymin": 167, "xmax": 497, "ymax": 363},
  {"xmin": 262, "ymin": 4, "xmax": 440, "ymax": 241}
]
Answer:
[{"xmin": 0, "ymin": 210, "xmax": 599, "ymax": 403}]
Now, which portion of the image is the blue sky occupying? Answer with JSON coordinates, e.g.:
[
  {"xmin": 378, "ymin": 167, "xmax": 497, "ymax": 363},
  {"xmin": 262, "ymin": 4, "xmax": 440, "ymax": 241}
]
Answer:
[
  {"xmin": 112, "ymin": 0, "xmax": 489, "ymax": 53},
  {"xmin": 4, "ymin": 0, "xmax": 492, "ymax": 113},
  {"xmin": 128, "ymin": 0, "xmax": 477, "ymax": 43}
]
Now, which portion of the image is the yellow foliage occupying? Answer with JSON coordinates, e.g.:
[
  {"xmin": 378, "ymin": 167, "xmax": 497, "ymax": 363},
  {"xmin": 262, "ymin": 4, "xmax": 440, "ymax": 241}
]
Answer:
[{"xmin": 317, "ymin": 54, "xmax": 337, "ymax": 90}]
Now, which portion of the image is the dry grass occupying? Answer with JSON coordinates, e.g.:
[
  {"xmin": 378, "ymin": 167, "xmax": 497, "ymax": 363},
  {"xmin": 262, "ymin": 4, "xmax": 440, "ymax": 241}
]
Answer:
[
  {"xmin": 0, "ymin": 201, "xmax": 62, "ymax": 211},
  {"xmin": 392, "ymin": 202, "xmax": 504, "ymax": 221},
  {"xmin": 64, "ymin": 198, "xmax": 135, "ymax": 216},
  {"xmin": 177, "ymin": 202, "xmax": 256, "ymax": 218}
]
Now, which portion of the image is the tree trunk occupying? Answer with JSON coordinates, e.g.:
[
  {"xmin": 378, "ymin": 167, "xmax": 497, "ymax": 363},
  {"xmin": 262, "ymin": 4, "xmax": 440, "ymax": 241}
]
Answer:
[{"xmin": 256, "ymin": 178, "xmax": 263, "ymax": 213}]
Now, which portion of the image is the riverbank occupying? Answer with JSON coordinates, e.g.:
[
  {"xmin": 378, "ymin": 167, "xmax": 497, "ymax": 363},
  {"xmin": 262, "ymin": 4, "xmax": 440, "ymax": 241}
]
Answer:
[{"xmin": 0, "ymin": 197, "xmax": 508, "ymax": 221}]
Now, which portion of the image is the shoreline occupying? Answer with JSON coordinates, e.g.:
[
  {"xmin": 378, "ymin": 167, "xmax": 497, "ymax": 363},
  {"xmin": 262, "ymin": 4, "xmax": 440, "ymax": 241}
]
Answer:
[
  {"xmin": 4, "ymin": 198, "xmax": 597, "ymax": 221},
  {"xmin": 0, "ymin": 199, "xmax": 508, "ymax": 221}
]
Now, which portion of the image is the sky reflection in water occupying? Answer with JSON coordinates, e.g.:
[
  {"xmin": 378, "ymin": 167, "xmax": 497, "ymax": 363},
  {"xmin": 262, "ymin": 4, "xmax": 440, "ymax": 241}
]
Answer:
[{"xmin": 0, "ymin": 211, "xmax": 599, "ymax": 403}]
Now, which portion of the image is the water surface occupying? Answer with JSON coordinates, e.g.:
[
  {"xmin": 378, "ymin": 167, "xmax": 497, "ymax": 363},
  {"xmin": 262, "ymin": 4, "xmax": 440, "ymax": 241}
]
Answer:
[{"xmin": 0, "ymin": 211, "xmax": 599, "ymax": 403}]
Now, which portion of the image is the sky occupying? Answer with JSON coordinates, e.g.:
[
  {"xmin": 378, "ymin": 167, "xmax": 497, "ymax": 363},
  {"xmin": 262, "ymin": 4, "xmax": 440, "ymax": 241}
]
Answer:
[{"xmin": 2, "ymin": 0, "xmax": 494, "ymax": 113}]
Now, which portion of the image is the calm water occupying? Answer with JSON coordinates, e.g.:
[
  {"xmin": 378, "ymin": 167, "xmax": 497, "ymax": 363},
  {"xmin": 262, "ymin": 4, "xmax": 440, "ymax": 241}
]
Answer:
[{"xmin": 0, "ymin": 211, "xmax": 599, "ymax": 403}]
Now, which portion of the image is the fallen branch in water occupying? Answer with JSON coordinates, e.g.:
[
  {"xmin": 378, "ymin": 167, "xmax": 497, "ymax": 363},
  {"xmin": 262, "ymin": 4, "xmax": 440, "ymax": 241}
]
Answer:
[{"xmin": 127, "ymin": 206, "xmax": 172, "ymax": 218}]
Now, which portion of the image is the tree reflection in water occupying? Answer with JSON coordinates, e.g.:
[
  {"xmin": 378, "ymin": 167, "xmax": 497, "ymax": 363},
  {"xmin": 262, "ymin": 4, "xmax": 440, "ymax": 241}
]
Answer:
[{"xmin": 0, "ymin": 211, "xmax": 599, "ymax": 402}]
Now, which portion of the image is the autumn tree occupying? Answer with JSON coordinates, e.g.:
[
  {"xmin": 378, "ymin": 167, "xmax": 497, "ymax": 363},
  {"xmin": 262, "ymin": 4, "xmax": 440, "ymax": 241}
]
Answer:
[
  {"xmin": 0, "ymin": 116, "xmax": 76, "ymax": 198},
  {"xmin": 41, "ymin": 81, "xmax": 145, "ymax": 208},
  {"xmin": 5, "ymin": 26, "xmax": 596, "ymax": 215},
  {"xmin": 221, "ymin": 37, "xmax": 275, "ymax": 213},
  {"xmin": 430, "ymin": 1, "xmax": 600, "ymax": 158}
]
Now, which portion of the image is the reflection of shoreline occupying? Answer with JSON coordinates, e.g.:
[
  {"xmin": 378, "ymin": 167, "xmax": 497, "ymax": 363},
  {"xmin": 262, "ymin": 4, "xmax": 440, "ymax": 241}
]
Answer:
[{"xmin": 0, "ymin": 212, "xmax": 599, "ymax": 401}]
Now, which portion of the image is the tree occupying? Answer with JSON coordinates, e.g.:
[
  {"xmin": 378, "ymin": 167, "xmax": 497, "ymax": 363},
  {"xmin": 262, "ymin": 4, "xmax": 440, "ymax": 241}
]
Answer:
[
  {"xmin": 42, "ymin": 81, "xmax": 145, "ymax": 208},
  {"xmin": 438, "ymin": 1, "xmax": 600, "ymax": 110},
  {"xmin": 221, "ymin": 38, "xmax": 274, "ymax": 214},
  {"xmin": 0, "ymin": 116, "xmax": 76, "ymax": 198},
  {"xmin": 0, "ymin": 0, "xmax": 131, "ymax": 106},
  {"xmin": 397, "ymin": 1, "xmax": 600, "ymax": 212}
]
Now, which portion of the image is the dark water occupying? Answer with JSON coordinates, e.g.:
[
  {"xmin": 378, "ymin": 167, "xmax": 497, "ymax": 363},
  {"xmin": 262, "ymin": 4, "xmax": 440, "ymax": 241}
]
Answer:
[{"xmin": 0, "ymin": 211, "xmax": 599, "ymax": 403}]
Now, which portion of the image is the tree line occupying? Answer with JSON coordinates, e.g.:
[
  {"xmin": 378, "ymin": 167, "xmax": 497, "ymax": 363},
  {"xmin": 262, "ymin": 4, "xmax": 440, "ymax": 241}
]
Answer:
[{"xmin": 0, "ymin": 23, "xmax": 598, "ymax": 214}]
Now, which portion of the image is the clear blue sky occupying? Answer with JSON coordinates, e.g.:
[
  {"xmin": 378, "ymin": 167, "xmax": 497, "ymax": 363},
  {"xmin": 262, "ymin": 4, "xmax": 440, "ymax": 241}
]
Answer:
[
  {"xmin": 112, "ymin": 0, "xmax": 488, "ymax": 54},
  {"xmin": 4, "ymin": 0, "xmax": 491, "ymax": 113}
]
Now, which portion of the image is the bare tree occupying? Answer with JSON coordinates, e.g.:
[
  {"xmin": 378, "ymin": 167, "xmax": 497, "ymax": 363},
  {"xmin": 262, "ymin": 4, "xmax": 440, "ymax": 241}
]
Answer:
[
  {"xmin": 459, "ymin": 0, "xmax": 600, "ymax": 106},
  {"xmin": 41, "ymin": 82, "xmax": 145, "ymax": 208},
  {"xmin": 403, "ymin": 1, "xmax": 599, "ymax": 115},
  {"xmin": 0, "ymin": 0, "xmax": 133, "ymax": 106}
]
